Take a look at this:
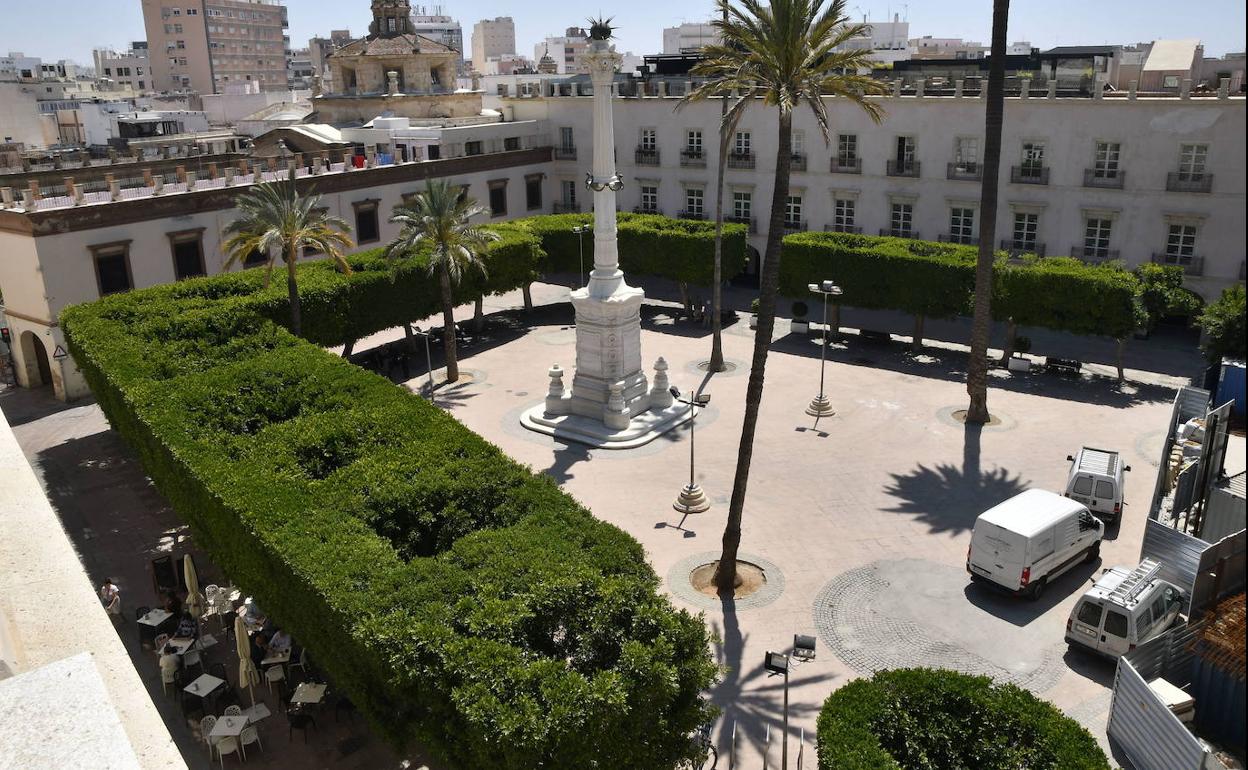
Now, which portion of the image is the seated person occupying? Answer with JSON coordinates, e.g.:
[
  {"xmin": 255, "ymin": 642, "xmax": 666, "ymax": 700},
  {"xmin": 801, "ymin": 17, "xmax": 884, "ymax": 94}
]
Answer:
[
  {"xmin": 159, "ymin": 650, "xmax": 181, "ymax": 679},
  {"xmin": 268, "ymin": 629, "xmax": 292, "ymax": 655},
  {"xmin": 241, "ymin": 598, "xmax": 265, "ymax": 629},
  {"xmin": 99, "ymin": 578, "xmax": 121, "ymax": 616},
  {"xmin": 173, "ymin": 611, "xmax": 198, "ymax": 640},
  {"xmin": 250, "ymin": 632, "xmax": 269, "ymax": 667},
  {"xmin": 162, "ymin": 590, "xmax": 183, "ymax": 618}
]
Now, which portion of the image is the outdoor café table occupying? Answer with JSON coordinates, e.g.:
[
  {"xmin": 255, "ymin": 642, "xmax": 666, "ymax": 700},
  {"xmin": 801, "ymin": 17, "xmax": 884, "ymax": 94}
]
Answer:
[
  {"xmin": 242, "ymin": 703, "xmax": 272, "ymax": 723},
  {"xmin": 163, "ymin": 637, "xmax": 195, "ymax": 656},
  {"xmin": 137, "ymin": 608, "xmax": 172, "ymax": 627},
  {"xmin": 184, "ymin": 673, "xmax": 225, "ymax": 700},
  {"xmin": 208, "ymin": 715, "xmax": 249, "ymax": 740},
  {"xmin": 290, "ymin": 682, "xmax": 327, "ymax": 706},
  {"xmin": 260, "ymin": 650, "xmax": 290, "ymax": 667}
]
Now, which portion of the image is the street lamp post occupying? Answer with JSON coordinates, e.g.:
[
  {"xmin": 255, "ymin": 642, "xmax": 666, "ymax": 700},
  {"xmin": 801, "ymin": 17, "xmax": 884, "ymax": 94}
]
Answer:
[
  {"xmin": 571, "ymin": 224, "xmax": 591, "ymax": 287},
  {"xmin": 410, "ymin": 325, "xmax": 435, "ymax": 398},
  {"xmin": 805, "ymin": 280, "xmax": 843, "ymax": 419},
  {"xmin": 765, "ymin": 651, "xmax": 791, "ymax": 769},
  {"xmin": 672, "ymin": 385, "xmax": 711, "ymax": 514}
]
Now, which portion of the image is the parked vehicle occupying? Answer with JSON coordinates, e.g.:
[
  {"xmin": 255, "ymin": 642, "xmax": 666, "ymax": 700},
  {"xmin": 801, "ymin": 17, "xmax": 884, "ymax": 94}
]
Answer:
[
  {"xmin": 967, "ymin": 489, "xmax": 1103, "ymax": 600},
  {"xmin": 1064, "ymin": 447, "xmax": 1130, "ymax": 522},
  {"xmin": 1065, "ymin": 558, "xmax": 1186, "ymax": 657}
]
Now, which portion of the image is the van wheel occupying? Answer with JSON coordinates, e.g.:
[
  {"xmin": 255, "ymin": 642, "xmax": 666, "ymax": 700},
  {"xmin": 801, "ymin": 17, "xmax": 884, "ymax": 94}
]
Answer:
[
  {"xmin": 1028, "ymin": 578, "xmax": 1047, "ymax": 601},
  {"xmin": 1084, "ymin": 543, "xmax": 1100, "ymax": 563}
]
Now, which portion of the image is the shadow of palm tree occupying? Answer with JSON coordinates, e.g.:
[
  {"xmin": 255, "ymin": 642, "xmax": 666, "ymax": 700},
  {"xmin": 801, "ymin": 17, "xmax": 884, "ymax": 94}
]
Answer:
[{"xmin": 883, "ymin": 423, "xmax": 1030, "ymax": 534}]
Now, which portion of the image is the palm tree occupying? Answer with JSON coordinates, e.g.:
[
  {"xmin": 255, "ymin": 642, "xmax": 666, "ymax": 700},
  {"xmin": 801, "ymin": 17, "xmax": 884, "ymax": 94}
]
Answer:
[
  {"xmin": 964, "ymin": 0, "xmax": 1010, "ymax": 424},
  {"xmin": 384, "ymin": 179, "xmax": 499, "ymax": 384},
  {"xmin": 690, "ymin": 0, "xmax": 886, "ymax": 591},
  {"xmin": 222, "ymin": 169, "xmax": 353, "ymax": 337}
]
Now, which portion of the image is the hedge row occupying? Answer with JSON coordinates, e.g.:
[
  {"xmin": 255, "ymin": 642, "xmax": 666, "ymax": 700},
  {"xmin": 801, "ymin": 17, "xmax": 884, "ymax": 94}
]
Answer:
[
  {"xmin": 780, "ymin": 232, "xmax": 1142, "ymax": 340},
  {"xmin": 513, "ymin": 212, "xmax": 750, "ymax": 287},
  {"xmin": 816, "ymin": 668, "xmax": 1110, "ymax": 770},
  {"xmin": 61, "ymin": 216, "xmax": 719, "ymax": 768}
]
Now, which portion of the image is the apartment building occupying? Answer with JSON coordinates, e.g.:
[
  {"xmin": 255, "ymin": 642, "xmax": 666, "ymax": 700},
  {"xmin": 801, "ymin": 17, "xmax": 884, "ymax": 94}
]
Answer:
[
  {"xmin": 93, "ymin": 46, "xmax": 153, "ymax": 93},
  {"xmin": 662, "ymin": 23, "xmax": 720, "ymax": 56},
  {"xmin": 141, "ymin": 0, "xmax": 290, "ymax": 94},
  {"xmin": 508, "ymin": 84, "xmax": 1244, "ymax": 301},
  {"xmin": 410, "ymin": 6, "xmax": 465, "ymax": 74},
  {"xmin": 471, "ymin": 17, "xmax": 516, "ymax": 72},
  {"xmin": 534, "ymin": 28, "xmax": 590, "ymax": 75}
]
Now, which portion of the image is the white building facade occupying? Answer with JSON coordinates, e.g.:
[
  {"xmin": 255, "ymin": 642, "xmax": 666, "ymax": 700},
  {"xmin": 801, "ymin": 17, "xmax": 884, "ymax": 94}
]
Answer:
[
  {"xmin": 662, "ymin": 23, "xmax": 720, "ymax": 56},
  {"xmin": 93, "ymin": 48, "xmax": 153, "ymax": 93},
  {"xmin": 505, "ymin": 87, "xmax": 1245, "ymax": 300}
]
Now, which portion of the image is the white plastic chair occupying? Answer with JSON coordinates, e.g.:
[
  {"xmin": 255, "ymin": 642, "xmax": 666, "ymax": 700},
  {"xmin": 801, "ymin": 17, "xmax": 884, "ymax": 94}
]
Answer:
[
  {"xmin": 199, "ymin": 715, "xmax": 218, "ymax": 757},
  {"xmin": 264, "ymin": 664, "xmax": 286, "ymax": 693},
  {"xmin": 289, "ymin": 647, "xmax": 309, "ymax": 676},
  {"xmin": 216, "ymin": 735, "xmax": 244, "ymax": 767},
  {"xmin": 240, "ymin": 724, "xmax": 264, "ymax": 755},
  {"xmin": 224, "ymin": 705, "xmax": 243, "ymax": 717},
  {"xmin": 160, "ymin": 656, "xmax": 179, "ymax": 696}
]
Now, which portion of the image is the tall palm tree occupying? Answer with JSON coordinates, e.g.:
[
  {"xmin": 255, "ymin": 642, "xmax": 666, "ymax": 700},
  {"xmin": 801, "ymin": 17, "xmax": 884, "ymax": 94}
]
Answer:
[
  {"xmin": 384, "ymin": 179, "xmax": 499, "ymax": 384},
  {"xmin": 964, "ymin": 0, "xmax": 1010, "ymax": 424},
  {"xmin": 690, "ymin": 0, "xmax": 886, "ymax": 591},
  {"xmin": 222, "ymin": 169, "xmax": 353, "ymax": 337}
]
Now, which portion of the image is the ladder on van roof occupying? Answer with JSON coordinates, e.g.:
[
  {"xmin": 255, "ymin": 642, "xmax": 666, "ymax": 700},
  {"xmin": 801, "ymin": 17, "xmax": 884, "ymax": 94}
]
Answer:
[{"xmin": 1108, "ymin": 558, "xmax": 1162, "ymax": 605}]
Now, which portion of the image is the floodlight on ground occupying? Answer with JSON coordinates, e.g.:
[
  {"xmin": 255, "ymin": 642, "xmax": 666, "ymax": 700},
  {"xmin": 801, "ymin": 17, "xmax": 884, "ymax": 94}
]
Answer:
[
  {"xmin": 764, "ymin": 651, "xmax": 790, "ymax": 676},
  {"xmin": 794, "ymin": 634, "xmax": 816, "ymax": 660}
]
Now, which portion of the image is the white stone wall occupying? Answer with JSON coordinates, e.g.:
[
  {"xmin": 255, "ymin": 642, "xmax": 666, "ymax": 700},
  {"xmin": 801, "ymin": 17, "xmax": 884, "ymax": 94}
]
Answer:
[{"xmin": 508, "ymin": 92, "xmax": 1247, "ymax": 299}]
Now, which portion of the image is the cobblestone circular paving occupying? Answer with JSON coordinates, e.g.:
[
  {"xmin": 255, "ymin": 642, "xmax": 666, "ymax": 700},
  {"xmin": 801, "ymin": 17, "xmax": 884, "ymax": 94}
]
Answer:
[
  {"xmin": 812, "ymin": 558, "xmax": 1067, "ymax": 692},
  {"xmin": 666, "ymin": 551, "xmax": 785, "ymax": 611}
]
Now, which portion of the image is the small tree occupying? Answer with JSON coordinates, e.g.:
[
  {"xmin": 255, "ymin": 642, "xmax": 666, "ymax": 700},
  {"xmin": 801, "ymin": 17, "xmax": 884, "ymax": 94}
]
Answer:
[
  {"xmin": 1134, "ymin": 263, "xmax": 1203, "ymax": 333},
  {"xmin": 222, "ymin": 170, "xmax": 354, "ymax": 336},
  {"xmin": 1197, "ymin": 284, "xmax": 1246, "ymax": 363},
  {"xmin": 385, "ymin": 179, "xmax": 499, "ymax": 383}
]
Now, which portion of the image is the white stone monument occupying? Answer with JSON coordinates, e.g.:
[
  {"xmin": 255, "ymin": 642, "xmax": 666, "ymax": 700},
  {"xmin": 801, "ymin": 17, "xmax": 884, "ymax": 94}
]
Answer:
[{"xmin": 521, "ymin": 26, "xmax": 690, "ymax": 449}]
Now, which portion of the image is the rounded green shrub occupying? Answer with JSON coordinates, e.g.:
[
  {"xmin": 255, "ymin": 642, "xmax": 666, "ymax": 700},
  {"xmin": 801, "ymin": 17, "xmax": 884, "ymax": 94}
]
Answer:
[{"xmin": 816, "ymin": 668, "xmax": 1109, "ymax": 770}]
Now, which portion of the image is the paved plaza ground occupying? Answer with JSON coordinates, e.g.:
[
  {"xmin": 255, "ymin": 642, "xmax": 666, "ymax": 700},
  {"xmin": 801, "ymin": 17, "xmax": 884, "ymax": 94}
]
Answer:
[{"xmin": 4, "ymin": 276, "xmax": 1239, "ymax": 769}]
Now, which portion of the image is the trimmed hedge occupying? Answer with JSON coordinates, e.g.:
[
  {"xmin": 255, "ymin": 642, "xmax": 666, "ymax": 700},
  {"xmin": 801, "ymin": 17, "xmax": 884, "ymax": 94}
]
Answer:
[
  {"xmin": 816, "ymin": 668, "xmax": 1110, "ymax": 770},
  {"xmin": 513, "ymin": 212, "xmax": 750, "ymax": 286},
  {"xmin": 779, "ymin": 232, "xmax": 1141, "ymax": 341},
  {"xmin": 61, "ymin": 216, "xmax": 719, "ymax": 769}
]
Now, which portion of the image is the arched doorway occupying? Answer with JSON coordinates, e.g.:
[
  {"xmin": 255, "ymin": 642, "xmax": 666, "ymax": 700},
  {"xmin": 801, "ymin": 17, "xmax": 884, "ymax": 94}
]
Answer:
[{"xmin": 18, "ymin": 331, "xmax": 52, "ymax": 388}]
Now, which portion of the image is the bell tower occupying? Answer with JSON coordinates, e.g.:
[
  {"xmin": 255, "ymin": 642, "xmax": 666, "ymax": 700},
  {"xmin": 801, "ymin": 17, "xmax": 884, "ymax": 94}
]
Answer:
[{"xmin": 369, "ymin": 0, "xmax": 412, "ymax": 37}]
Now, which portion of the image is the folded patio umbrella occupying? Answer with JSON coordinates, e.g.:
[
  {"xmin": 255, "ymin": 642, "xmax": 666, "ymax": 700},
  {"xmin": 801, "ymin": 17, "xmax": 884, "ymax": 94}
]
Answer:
[
  {"xmin": 235, "ymin": 614, "xmax": 260, "ymax": 707},
  {"xmin": 183, "ymin": 555, "xmax": 204, "ymax": 620}
]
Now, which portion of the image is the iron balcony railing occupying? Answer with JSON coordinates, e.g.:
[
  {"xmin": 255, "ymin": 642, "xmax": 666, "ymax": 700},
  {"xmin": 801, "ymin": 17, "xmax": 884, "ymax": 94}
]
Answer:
[
  {"xmin": 886, "ymin": 159, "xmax": 920, "ymax": 177},
  {"xmin": 633, "ymin": 205, "xmax": 662, "ymax": 215},
  {"xmin": 680, "ymin": 148, "xmax": 706, "ymax": 167},
  {"xmin": 634, "ymin": 147, "xmax": 660, "ymax": 165},
  {"xmin": 677, "ymin": 209, "xmax": 706, "ymax": 220},
  {"xmin": 1083, "ymin": 168, "xmax": 1125, "ymax": 188},
  {"xmin": 1000, "ymin": 238, "xmax": 1046, "ymax": 257},
  {"xmin": 879, "ymin": 227, "xmax": 920, "ymax": 239},
  {"xmin": 938, "ymin": 232, "xmax": 977, "ymax": 245},
  {"xmin": 1166, "ymin": 172, "xmax": 1212, "ymax": 193},
  {"xmin": 823, "ymin": 224, "xmax": 862, "ymax": 233},
  {"xmin": 782, "ymin": 219, "xmax": 807, "ymax": 232},
  {"xmin": 726, "ymin": 215, "xmax": 757, "ymax": 233},
  {"xmin": 790, "ymin": 153, "xmax": 807, "ymax": 172},
  {"xmin": 947, "ymin": 162, "xmax": 982, "ymax": 181},
  {"xmin": 1151, "ymin": 252, "xmax": 1205, "ymax": 276},
  {"xmin": 830, "ymin": 156, "xmax": 862, "ymax": 174},
  {"xmin": 1071, "ymin": 246, "xmax": 1119, "ymax": 263},
  {"xmin": 554, "ymin": 146, "xmax": 577, "ymax": 160},
  {"xmin": 1010, "ymin": 165, "xmax": 1049, "ymax": 184},
  {"xmin": 727, "ymin": 152, "xmax": 756, "ymax": 169},
  {"xmin": 552, "ymin": 201, "xmax": 580, "ymax": 213}
]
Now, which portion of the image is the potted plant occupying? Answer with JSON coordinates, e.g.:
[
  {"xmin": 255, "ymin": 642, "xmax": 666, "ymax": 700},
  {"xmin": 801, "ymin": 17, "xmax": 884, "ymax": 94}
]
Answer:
[
  {"xmin": 790, "ymin": 300, "xmax": 810, "ymax": 334},
  {"xmin": 749, "ymin": 298, "xmax": 760, "ymax": 329}
]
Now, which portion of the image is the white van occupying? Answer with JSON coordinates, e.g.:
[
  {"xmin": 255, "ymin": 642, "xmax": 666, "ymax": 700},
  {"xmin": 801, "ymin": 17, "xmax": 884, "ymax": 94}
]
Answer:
[
  {"xmin": 1065, "ymin": 559, "xmax": 1186, "ymax": 657},
  {"xmin": 967, "ymin": 489, "xmax": 1103, "ymax": 600},
  {"xmin": 1064, "ymin": 447, "xmax": 1130, "ymax": 522}
]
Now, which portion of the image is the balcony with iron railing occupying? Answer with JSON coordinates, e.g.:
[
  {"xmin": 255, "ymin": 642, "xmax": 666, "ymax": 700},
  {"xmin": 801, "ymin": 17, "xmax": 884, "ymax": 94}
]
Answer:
[
  {"xmin": 1083, "ymin": 168, "xmax": 1125, "ymax": 189},
  {"xmin": 999, "ymin": 238, "xmax": 1046, "ymax": 257},
  {"xmin": 946, "ymin": 162, "xmax": 981, "ymax": 181},
  {"xmin": 1071, "ymin": 246, "xmax": 1119, "ymax": 264},
  {"xmin": 823, "ymin": 224, "xmax": 862, "ymax": 233},
  {"xmin": 680, "ymin": 148, "xmax": 706, "ymax": 167},
  {"xmin": 879, "ymin": 227, "xmax": 920, "ymax": 239},
  {"xmin": 634, "ymin": 146, "xmax": 659, "ymax": 166},
  {"xmin": 1010, "ymin": 165, "xmax": 1049, "ymax": 185},
  {"xmin": 782, "ymin": 219, "xmax": 807, "ymax": 232},
  {"xmin": 677, "ymin": 209, "xmax": 706, "ymax": 220},
  {"xmin": 633, "ymin": 205, "xmax": 662, "ymax": 215},
  {"xmin": 886, "ymin": 159, "xmax": 920, "ymax": 177},
  {"xmin": 554, "ymin": 146, "xmax": 577, "ymax": 161},
  {"xmin": 1166, "ymin": 172, "xmax": 1212, "ymax": 193},
  {"xmin": 830, "ymin": 156, "xmax": 862, "ymax": 174},
  {"xmin": 938, "ymin": 232, "xmax": 977, "ymax": 245},
  {"xmin": 726, "ymin": 215, "xmax": 757, "ymax": 233},
  {"xmin": 1151, "ymin": 252, "xmax": 1205, "ymax": 276},
  {"xmin": 790, "ymin": 153, "xmax": 807, "ymax": 172},
  {"xmin": 552, "ymin": 201, "xmax": 580, "ymax": 213},
  {"xmin": 727, "ymin": 152, "xmax": 756, "ymax": 169}
]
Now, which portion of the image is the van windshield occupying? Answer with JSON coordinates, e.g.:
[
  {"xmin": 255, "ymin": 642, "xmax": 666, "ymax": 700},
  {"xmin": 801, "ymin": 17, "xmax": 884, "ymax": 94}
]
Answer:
[
  {"xmin": 1072, "ymin": 477, "xmax": 1093, "ymax": 495},
  {"xmin": 1095, "ymin": 480, "xmax": 1114, "ymax": 499}
]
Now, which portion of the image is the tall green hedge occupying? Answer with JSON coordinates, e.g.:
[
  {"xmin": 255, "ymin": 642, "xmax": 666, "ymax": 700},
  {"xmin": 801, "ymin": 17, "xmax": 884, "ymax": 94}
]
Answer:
[
  {"xmin": 779, "ymin": 232, "xmax": 1141, "ymax": 342},
  {"xmin": 816, "ymin": 668, "xmax": 1110, "ymax": 770},
  {"xmin": 514, "ymin": 212, "xmax": 749, "ymax": 286},
  {"xmin": 61, "ymin": 217, "xmax": 718, "ymax": 769}
]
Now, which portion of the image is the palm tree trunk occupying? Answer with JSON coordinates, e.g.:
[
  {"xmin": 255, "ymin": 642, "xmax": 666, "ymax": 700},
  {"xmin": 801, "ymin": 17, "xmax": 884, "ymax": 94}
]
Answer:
[
  {"xmin": 439, "ymin": 267, "xmax": 459, "ymax": 383},
  {"xmin": 1000, "ymin": 317, "xmax": 1017, "ymax": 363},
  {"xmin": 522, "ymin": 282, "xmax": 533, "ymax": 312},
  {"xmin": 965, "ymin": 0, "xmax": 1010, "ymax": 424},
  {"xmin": 285, "ymin": 245, "xmax": 302, "ymax": 337},
  {"xmin": 678, "ymin": 281, "xmax": 693, "ymax": 318},
  {"xmin": 912, "ymin": 315, "xmax": 925, "ymax": 353},
  {"xmin": 342, "ymin": 339, "xmax": 355, "ymax": 358},
  {"xmin": 715, "ymin": 109, "xmax": 793, "ymax": 593},
  {"xmin": 709, "ymin": 91, "xmax": 731, "ymax": 372},
  {"xmin": 473, "ymin": 296, "xmax": 485, "ymax": 332}
]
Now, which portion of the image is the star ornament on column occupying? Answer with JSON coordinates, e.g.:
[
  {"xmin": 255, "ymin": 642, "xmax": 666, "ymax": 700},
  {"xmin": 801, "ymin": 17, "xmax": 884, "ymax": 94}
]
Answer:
[
  {"xmin": 587, "ymin": 16, "xmax": 616, "ymax": 41},
  {"xmin": 585, "ymin": 172, "xmax": 624, "ymax": 192}
]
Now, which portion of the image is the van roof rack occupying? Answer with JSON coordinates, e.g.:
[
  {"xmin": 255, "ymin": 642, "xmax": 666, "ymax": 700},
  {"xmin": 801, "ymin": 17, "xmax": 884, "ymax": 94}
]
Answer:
[{"xmin": 1108, "ymin": 558, "xmax": 1161, "ymax": 605}]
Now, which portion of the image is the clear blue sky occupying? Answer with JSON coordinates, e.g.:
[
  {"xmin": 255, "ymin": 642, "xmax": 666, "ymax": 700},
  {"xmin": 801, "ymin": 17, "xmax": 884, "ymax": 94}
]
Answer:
[{"xmin": 3, "ymin": 0, "xmax": 1244, "ymax": 65}]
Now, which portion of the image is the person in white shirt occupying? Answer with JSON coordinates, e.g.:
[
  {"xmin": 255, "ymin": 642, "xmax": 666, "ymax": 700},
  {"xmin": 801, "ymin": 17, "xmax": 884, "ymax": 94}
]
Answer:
[
  {"xmin": 99, "ymin": 578, "xmax": 121, "ymax": 618},
  {"xmin": 268, "ymin": 629, "xmax": 292, "ymax": 654}
]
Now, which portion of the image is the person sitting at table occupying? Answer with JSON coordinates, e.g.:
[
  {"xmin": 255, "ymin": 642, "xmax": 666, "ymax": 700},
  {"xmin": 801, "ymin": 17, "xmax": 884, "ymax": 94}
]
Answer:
[
  {"xmin": 162, "ymin": 589, "xmax": 182, "ymax": 618},
  {"xmin": 99, "ymin": 578, "xmax": 121, "ymax": 619},
  {"xmin": 250, "ymin": 632, "xmax": 269, "ymax": 667},
  {"xmin": 268, "ymin": 629, "xmax": 292, "ymax": 655},
  {"xmin": 159, "ymin": 648, "xmax": 181, "ymax": 679},
  {"xmin": 173, "ymin": 611, "xmax": 198, "ymax": 640}
]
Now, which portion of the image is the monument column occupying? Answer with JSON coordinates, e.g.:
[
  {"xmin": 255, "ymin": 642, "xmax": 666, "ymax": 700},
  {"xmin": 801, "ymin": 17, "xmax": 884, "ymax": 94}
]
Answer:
[{"xmin": 586, "ymin": 43, "xmax": 623, "ymax": 298}]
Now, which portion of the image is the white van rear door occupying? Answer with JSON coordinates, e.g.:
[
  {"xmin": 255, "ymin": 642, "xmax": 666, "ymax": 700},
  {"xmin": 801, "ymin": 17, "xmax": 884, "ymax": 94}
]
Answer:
[
  {"xmin": 1069, "ymin": 599, "xmax": 1104, "ymax": 647},
  {"xmin": 970, "ymin": 521, "xmax": 1026, "ymax": 587},
  {"xmin": 1099, "ymin": 607, "xmax": 1132, "ymax": 656}
]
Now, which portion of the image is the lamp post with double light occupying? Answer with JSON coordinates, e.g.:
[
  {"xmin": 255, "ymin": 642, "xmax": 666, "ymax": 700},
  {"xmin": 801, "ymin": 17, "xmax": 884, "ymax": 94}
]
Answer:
[
  {"xmin": 670, "ymin": 385, "xmax": 711, "ymax": 514},
  {"xmin": 410, "ymin": 324, "xmax": 435, "ymax": 398},
  {"xmin": 765, "ymin": 650, "xmax": 791, "ymax": 769},
  {"xmin": 805, "ymin": 280, "xmax": 842, "ymax": 419},
  {"xmin": 570, "ymin": 224, "xmax": 592, "ymax": 287}
]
